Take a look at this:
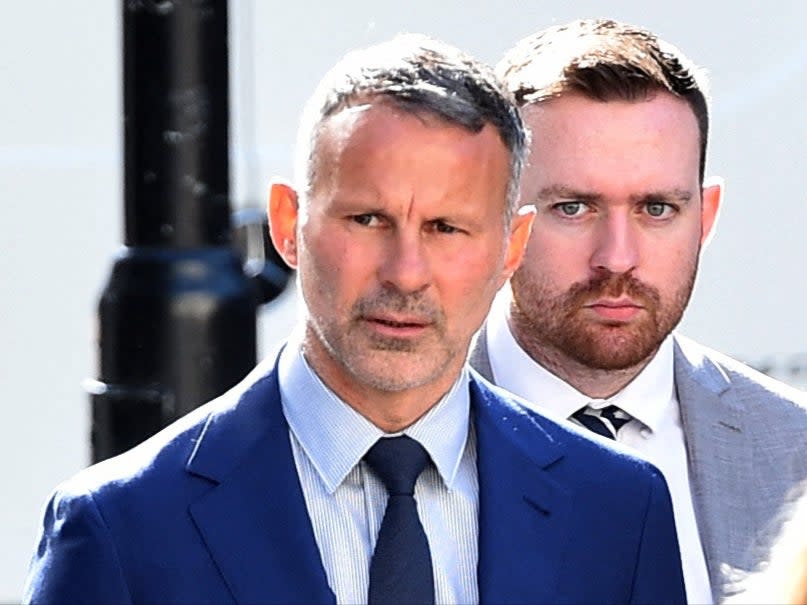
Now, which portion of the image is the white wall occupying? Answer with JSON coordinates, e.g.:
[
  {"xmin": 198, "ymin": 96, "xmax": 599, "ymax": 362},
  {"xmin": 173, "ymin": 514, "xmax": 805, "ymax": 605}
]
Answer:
[{"xmin": 1, "ymin": 1, "xmax": 805, "ymax": 600}]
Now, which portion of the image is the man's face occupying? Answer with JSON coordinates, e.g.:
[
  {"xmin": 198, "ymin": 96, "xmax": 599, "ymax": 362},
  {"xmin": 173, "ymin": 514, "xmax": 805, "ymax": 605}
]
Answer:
[
  {"xmin": 511, "ymin": 92, "xmax": 720, "ymax": 371},
  {"xmin": 273, "ymin": 102, "xmax": 530, "ymax": 401}
]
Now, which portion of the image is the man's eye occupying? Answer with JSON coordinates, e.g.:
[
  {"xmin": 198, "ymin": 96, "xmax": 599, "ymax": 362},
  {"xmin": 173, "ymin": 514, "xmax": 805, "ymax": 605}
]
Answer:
[
  {"xmin": 351, "ymin": 214, "xmax": 380, "ymax": 226},
  {"xmin": 645, "ymin": 202, "xmax": 673, "ymax": 218},
  {"xmin": 423, "ymin": 219, "xmax": 464, "ymax": 235},
  {"xmin": 433, "ymin": 221, "xmax": 460, "ymax": 234},
  {"xmin": 555, "ymin": 202, "xmax": 586, "ymax": 217}
]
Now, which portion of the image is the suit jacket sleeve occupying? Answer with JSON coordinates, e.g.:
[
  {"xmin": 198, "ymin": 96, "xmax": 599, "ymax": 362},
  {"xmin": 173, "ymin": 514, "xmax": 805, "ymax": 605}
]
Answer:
[
  {"xmin": 24, "ymin": 487, "xmax": 132, "ymax": 605},
  {"xmin": 631, "ymin": 468, "xmax": 687, "ymax": 605}
]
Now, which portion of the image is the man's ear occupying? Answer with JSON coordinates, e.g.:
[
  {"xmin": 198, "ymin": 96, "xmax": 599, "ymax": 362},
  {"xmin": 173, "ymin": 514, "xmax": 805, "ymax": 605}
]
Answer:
[
  {"xmin": 500, "ymin": 204, "xmax": 536, "ymax": 286},
  {"xmin": 267, "ymin": 179, "xmax": 300, "ymax": 269},
  {"xmin": 701, "ymin": 176, "xmax": 723, "ymax": 248}
]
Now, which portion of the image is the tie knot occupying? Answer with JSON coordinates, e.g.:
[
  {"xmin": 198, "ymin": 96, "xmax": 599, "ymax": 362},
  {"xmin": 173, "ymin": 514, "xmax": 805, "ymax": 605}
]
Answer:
[
  {"xmin": 364, "ymin": 436, "xmax": 429, "ymax": 496},
  {"xmin": 599, "ymin": 405, "xmax": 632, "ymax": 431},
  {"xmin": 572, "ymin": 404, "xmax": 632, "ymax": 440}
]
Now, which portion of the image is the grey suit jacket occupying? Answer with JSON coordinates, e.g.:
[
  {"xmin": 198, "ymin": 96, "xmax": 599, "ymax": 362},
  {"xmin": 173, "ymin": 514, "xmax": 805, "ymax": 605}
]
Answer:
[{"xmin": 469, "ymin": 328, "xmax": 807, "ymax": 603}]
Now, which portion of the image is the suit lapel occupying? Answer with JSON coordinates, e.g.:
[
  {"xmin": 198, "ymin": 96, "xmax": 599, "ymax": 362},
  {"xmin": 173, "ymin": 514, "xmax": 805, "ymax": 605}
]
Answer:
[
  {"xmin": 472, "ymin": 376, "xmax": 571, "ymax": 605},
  {"xmin": 186, "ymin": 359, "xmax": 334, "ymax": 605},
  {"xmin": 674, "ymin": 336, "xmax": 751, "ymax": 603}
]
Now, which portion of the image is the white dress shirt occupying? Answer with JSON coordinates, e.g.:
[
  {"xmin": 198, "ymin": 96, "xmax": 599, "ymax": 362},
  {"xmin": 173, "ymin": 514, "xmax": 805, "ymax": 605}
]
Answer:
[
  {"xmin": 278, "ymin": 331, "xmax": 479, "ymax": 605},
  {"xmin": 486, "ymin": 292, "xmax": 712, "ymax": 604}
]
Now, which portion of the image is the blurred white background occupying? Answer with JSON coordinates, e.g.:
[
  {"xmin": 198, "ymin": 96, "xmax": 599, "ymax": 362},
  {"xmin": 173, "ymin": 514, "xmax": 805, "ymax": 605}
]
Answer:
[{"xmin": 1, "ymin": 1, "xmax": 805, "ymax": 600}]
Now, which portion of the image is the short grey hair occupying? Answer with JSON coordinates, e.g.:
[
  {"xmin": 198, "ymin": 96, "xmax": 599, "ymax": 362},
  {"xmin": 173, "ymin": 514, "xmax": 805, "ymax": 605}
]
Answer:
[{"xmin": 293, "ymin": 33, "xmax": 527, "ymax": 223}]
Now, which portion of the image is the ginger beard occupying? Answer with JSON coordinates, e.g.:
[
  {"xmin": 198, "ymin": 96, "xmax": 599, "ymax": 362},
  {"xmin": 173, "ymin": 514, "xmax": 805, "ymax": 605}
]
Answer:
[{"xmin": 509, "ymin": 258, "xmax": 698, "ymax": 371}]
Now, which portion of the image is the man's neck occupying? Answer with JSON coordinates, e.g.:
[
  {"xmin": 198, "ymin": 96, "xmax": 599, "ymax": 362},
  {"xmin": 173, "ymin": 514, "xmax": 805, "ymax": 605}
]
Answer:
[
  {"xmin": 510, "ymin": 330, "xmax": 655, "ymax": 399},
  {"xmin": 301, "ymin": 338, "xmax": 461, "ymax": 433}
]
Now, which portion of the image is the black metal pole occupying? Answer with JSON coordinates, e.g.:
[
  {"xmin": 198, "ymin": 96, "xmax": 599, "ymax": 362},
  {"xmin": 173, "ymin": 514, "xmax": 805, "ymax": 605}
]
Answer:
[{"xmin": 89, "ymin": 0, "xmax": 277, "ymax": 462}]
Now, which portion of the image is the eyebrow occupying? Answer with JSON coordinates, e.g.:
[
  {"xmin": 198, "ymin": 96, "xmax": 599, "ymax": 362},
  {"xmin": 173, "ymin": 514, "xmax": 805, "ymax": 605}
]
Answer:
[
  {"xmin": 533, "ymin": 186, "xmax": 601, "ymax": 204},
  {"xmin": 630, "ymin": 189, "xmax": 695, "ymax": 204},
  {"xmin": 533, "ymin": 185, "xmax": 695, "ymax": 205}
]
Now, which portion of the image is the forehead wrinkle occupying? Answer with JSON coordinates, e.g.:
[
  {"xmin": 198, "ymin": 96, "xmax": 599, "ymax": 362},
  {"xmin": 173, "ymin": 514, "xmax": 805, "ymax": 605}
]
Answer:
[{"xmin": 406, "ymin": 194, "xmax": 416, "ymax": 221}]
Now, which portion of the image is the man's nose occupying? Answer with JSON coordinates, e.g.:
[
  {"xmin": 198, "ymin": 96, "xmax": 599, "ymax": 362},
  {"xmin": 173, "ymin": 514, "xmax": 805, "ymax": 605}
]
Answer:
[
  {"xmin": 377, "ymin": 231, "xmax": 431, "ymax": 294},
  {"xmin": 589, "ymin": 213, "xmax": 639, "ymax": 275}
]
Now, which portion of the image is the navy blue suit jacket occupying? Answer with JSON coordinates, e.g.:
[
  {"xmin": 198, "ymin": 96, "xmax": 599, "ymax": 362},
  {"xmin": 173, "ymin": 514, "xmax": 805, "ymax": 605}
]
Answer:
[{"xmin": 25, "ymin": 354, "xmax": 686, "ymax": 604}]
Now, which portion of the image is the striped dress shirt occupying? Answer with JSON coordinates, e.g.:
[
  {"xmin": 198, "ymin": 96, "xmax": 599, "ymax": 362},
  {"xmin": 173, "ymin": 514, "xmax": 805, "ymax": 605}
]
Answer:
[{"xmin": 278, "ymin": 337, "xmax": 479, "ymax": 604}]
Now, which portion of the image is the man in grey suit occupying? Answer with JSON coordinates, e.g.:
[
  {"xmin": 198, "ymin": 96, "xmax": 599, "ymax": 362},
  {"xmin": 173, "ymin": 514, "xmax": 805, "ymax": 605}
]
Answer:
[{"xmin": 470, "ymin": 18, "xmax": 807, "ymax": 604}]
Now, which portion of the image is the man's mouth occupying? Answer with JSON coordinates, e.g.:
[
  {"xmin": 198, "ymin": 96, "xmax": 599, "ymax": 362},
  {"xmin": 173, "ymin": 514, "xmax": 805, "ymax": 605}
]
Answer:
[
  {"xmin": 363, "ymin": 314, "xmax": 431, "ymax": 336},
  {"xmin": 584, "ymin": 298, "xmax": 644, "ymax": 322}
]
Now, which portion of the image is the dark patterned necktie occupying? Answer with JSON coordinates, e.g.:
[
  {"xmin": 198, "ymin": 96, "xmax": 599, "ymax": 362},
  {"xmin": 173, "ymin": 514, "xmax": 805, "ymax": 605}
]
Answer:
[
  {"xmin": 364, "ymin": 435, "xmax": 434, "ymax": 605},
  {"xmin": 571, "ymin": 404, "xmax": 631, "ymax": 440}
]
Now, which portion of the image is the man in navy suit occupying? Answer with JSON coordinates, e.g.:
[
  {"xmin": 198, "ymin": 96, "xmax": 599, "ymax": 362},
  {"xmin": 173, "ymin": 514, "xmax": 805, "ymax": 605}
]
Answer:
[{"xmin": 24, "ymin": 34, "xmax": 686, "ymax": 604}]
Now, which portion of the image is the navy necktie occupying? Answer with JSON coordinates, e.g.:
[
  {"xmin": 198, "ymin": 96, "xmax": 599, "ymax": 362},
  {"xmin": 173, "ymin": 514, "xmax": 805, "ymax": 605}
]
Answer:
[
  {"xmin": 364, "ymin": 435, "xmax": 434, "ymax": 605},
  {"xmin": 572, "ymin": 404, "xmax": 631, "ymax": 440}
]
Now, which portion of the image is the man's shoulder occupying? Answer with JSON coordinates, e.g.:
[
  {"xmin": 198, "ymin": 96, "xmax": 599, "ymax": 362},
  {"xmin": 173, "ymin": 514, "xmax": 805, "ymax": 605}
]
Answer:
[
  {"xmin": 55, "ymin": 356, "xmax": 282, "ymax": 508},
  {"xmin": 673, "ymin": 334, "xmax": 807, "ymax": 413},
  {"xmin": 469, "ymin": 370, "xmax": 668, "ymax": 486}
]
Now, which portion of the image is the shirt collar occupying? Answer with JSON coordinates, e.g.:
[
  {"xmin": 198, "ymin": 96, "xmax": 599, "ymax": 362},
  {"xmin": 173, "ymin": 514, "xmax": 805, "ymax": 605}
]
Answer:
[
  {"xmin": 593, "ymin": 337, "xmax": 674, "ymax": 433},
  {"xmin": 278, "ymin": 329, "xmax": 471, "ymax": 494},
  {"xmin": 487, "ymin": 288, "xmax": 674, "ymax": 433}
]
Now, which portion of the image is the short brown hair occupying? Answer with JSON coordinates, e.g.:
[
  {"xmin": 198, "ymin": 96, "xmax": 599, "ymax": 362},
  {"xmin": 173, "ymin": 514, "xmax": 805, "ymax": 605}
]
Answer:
[{"xmin": 496, "ymin": 19, "xmax": 710, "ymax": 182}]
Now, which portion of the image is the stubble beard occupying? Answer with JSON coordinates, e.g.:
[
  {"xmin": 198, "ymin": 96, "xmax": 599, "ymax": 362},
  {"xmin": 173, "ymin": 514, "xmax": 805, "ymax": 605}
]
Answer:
[
  {"xmin": 308, "ymin": 287, "xmax": 457, "ymax": 393},
  {"xmin": 510, "ymin": 264, "xmax": 697, "ymax": 373}
]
